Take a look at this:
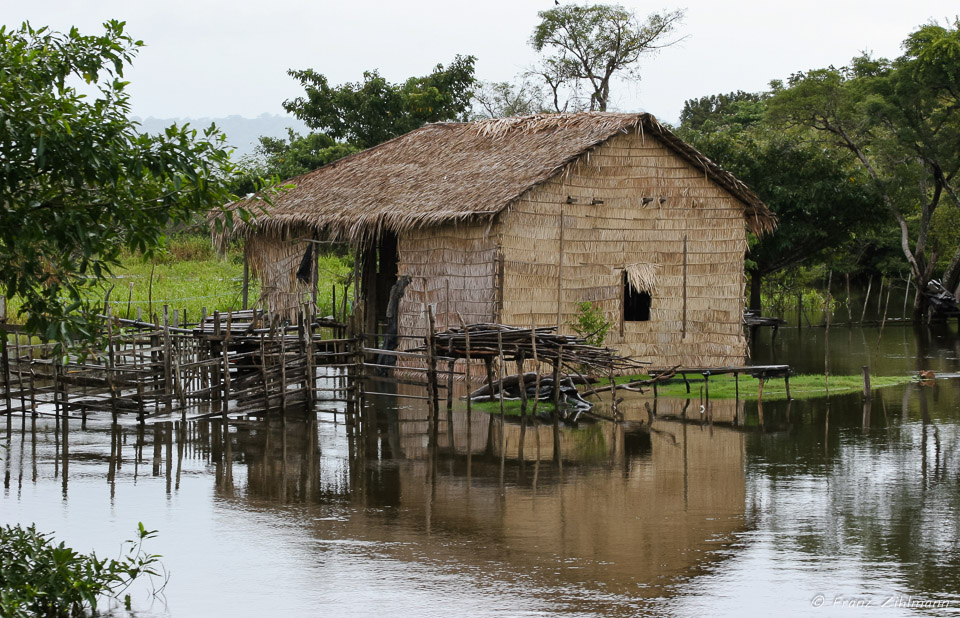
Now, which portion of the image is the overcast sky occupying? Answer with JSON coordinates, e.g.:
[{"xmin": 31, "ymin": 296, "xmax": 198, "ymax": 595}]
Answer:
[{"xmin": 6, "ymin": 0, "xmax": 953, "ymax": 124}]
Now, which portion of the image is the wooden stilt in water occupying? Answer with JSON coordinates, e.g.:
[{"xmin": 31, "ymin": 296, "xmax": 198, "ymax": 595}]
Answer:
[
  {"xmin": 163, "ymin": 306, "xmax": 173, "ymax": 414},
  {"xmin": 107, "ymin": 305, "xmax": 118, "ymax": 423},
  {"xmin": 517, "ymin": 352, "xmax": 527, "ymax": 459},
  {"xmin": 222, "ymin": 312, "xmax": 232, "ymax": 422},
  {"xmin": 862, "ymin": 365, "xmax": 871, "ymax": 399},
  {"xmin": 824, "ymin": 271, "xmax": 832, "ymax": 396},
  {"xmin": 426, "ymin": 305, "xmax": 439, "ymax": 445}
]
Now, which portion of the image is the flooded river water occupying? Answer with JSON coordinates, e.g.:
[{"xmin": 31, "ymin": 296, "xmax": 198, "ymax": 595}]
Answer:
[{"xmin": 3, "ymin": 323, "xmax": 960, "ymax": 616}]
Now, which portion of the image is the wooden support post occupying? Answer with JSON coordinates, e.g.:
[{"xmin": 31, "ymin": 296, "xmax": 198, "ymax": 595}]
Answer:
[
  {"xmin": 13, "ymin": 331, "xmax": 26, "ymax": 415},
  {"xmin": 304, "ymin": 309, "xmax": 315, "ymax": 410},
  {"xmin": 163, "ymin": 305, "xmax": 173, "ymax": 414},
  {"xmin": 259, "ymin": 334, "xmax": 270, "ymax": 413},
  {"xmin": 517, "ymin": 353, "xmax": 527, "ymax": 458},
  {"xmin": 107, "ymin": 305, "xmax": 118, "ymax": 423},
  {"xmin": 1, "ymin": 297, "xmax": 11, "ymax": 416},
  {"xmin": 280, "ymin": 319, "xmax": 288, "ymax": 417},
  {"xmin": 551, "ymin": 345, "xmax": 563, "ymax": 409},
  {"xmin": 797, "ymin": 294, "xmax": 803, "ymax": 330},
  {"xmin": 552, "ymin": 345, "xmax": 563, "ymax": 465},
  {"xmin": 784, "ymin": 373, "xmax": 791, "ymax": 400},
  {"xmin": 242, "ymin": 251, "xmax": 250, "ymax": 310},
  {"xmin": 862, "ymin": 365, "xmax": 871, "ymax": 400},
  {"xmin": 222, "ymin": 311, "xmax": 231, "ymax": 421},
  {"xmin": 682, "ymin": 235, "xmax": 688, "ymax": 338},
  {"xmin": 757, "ymin": 377, "xmax": 765, "ymax": 404},
  {"xmin": 703, "ymin": 371, "xmax": 710, "ymax": 420},
  {"xmin": 824, "ymin": 271, "xmax": 832, "ymax": 395},
  {"xmin": 212, "ymin": 311, "xmax": 221, "ymax": 410},
  {"xmin": 446, "ymin": 359, "xmax": 455, "ymax": 451},
  {"xmin": 426, "ymin": 305, "xmax": 439, "ymax": 441}
]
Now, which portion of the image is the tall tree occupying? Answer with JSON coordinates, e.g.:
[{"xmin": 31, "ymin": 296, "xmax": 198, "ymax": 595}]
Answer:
[
  {"xmin": 530, "ymin": 3, "xmax": 685, "ymax": 111},
  {"xmin": 471, "ymin": 80, "xmax": 546, "ymax": 119},
  {"xmin": 0, "ymin": 22, "xmax": 261, "ymax": 346},
  {"xmin": 678, "ymin": 93, "xmax": 881, "ymax": 310},
  {"xmin": 767, "ymin": 20, "xmax": 960, "ymax": 318},
  {"xmin": 282, "ymin": 56, "xmax": 476, "ymax": 148}
]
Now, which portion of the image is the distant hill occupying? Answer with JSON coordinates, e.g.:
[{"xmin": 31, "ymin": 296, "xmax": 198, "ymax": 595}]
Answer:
[{"xmin": 133, "ymin": 113, "xmax": 308, "ymax": 160}]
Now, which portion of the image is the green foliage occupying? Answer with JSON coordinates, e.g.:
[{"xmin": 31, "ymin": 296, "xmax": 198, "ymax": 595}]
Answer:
[
  {"xmin": 765, "ymin": 19, "xmax": 960, "ymax": 310},
  {"xmin": 568, "ymin": 301, "xmax": 611, "ymax": 347},
  {"xmin": 679, "ymin": 90, "xmax": 765, "ymax": 131},
  {"xmin": 229, "ymin": 130, "xmax": 360, "ymax": 194},
  {"xmin": 678, "ymin": 94, "xmax": 881, "ymax": 284},
  {"xmin": 0, "ymin": 522, "xmax": 163, "ymax": 617},
  {"xmin": 282, "ymin": 56, "xmax": 476, "ymax": 148},
  {"xmin": 0, "ymin": 22, "xmax": 266, "ymax": 349},
  {"xmin": 530, "ymin": 4, "xmax": 684, "ymax": 111},
  {"xmin": 759, "ymin": 267, "xmax": 830, "ymax": 316}
]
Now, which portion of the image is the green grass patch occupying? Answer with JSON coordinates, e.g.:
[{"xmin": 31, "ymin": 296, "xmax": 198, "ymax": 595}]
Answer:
[
  {"xmin": 631, "ymin": 373, "xmax": 913, "ymax": 401},
  {"xmin": 467, "ymin": 373, "xmax": 914, "ymax": 414},
  {"xmin": 4, "ymin": 234, "xmax": 353, "ymax": 325}
]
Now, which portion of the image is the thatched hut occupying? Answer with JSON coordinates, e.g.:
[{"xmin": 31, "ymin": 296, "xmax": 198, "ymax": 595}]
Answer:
[{"xmin": 219, "ymin": 112, "xmax": 775, "ymax": 368}]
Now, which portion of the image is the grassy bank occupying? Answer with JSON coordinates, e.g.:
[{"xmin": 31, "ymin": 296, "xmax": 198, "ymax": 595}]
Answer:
[
  {"xmin": 645, "ymin": 373, "xmax": 913, "ymax": 402},
  {"xmin": 469, "ymin": 373, "xmax": 916, "ymax": 416},
  {"xmin": 4, "ymin": 234, "xmax": 353, "ymax": 324}
]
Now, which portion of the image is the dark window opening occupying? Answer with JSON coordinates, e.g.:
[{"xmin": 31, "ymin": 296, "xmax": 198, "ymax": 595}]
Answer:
[{"xmin": 624, "ymin": 274, "xmax": 652, "ymax": 322}]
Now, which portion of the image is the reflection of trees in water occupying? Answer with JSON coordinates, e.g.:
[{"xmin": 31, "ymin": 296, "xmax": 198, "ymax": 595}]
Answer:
[{"xmin": 744, "ymin": 383, "xmax": 960, "ymax": 600}]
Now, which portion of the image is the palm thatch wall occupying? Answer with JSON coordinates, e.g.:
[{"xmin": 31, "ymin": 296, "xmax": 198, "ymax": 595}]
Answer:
[{"xmin": 499, "ymin": 130, "xmax": 751, "ymax": 368}]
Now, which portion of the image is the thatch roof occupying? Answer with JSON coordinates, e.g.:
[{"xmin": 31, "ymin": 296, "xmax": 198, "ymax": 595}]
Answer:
[{"xmin": 219, "ymin": 112, "xmax": 775, "ymax": 245}]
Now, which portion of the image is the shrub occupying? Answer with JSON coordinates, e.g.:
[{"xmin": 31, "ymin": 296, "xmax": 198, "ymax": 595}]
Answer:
[
  {"xmin": 0, "ymin": 523, "xmax": 163, "ymax": 617},
  {"xmin": 568, "ymin": 301, "xmax": 611, "ymax": 347}
]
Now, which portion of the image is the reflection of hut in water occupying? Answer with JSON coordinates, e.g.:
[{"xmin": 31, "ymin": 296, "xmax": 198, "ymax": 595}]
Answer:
[
  {"xmin": 218, "ymin": 113, "xmax": 775, "ymax": 369},
  {"xmin": 387, "ymin": 419, "xmax": 748, "ymax": 601},
  {"xmin": 218, "ymin": 409, "xmax": 748, "ymax": 604}
]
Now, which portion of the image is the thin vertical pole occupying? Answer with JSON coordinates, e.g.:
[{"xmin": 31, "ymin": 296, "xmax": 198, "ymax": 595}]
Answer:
[
  {"xmin": 903, "ymin": 271, "xmax": 912, "ymax": 319},
  {"xmin": 860, "ymin": 275, "xmax": 873, "ymax": 324},
  {"xmin": 682, "ymin": 235, "xmax": 688, "ymax": 338},
  {"xmin": 163, "ymin": 305, "xmax": 173, "ymax": 414},
  {"xmin": 0, "ymin": 297, "xmax": 11, "ymax": 416},
  {"xmin": 222, "ymin": 311, "xmax": 231, "ymax": 422},
  {"xmin": 426, "ymin": 305, "xmax": 439, "ymax": 442},
  {"xmin": 824, "ymin": 271, "xmax": 832, "ymax": 396},
  {"xmin": 242, "ymin": 251, "xmax": 250, "ymax": 311}
]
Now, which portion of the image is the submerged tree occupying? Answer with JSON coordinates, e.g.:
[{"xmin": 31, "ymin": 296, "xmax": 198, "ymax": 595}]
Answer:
[
  {"xmin": 767, "ymin": 20, "xmax": 960, "ymax": 318},
  {"xmin": 282, "ymin": 55, "xmax": 476, "ymax": 148},
  {"xmin": 529, "ymin": 3, "xmax": 685, "ymax": 111},
  {"xmin": 0, "ymin": 21, "xmax": 261, "ymax": 347}
]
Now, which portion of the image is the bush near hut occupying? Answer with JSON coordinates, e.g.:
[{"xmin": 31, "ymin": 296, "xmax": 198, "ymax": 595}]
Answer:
[{"xmin": 568, "ymin": 301, "xmax": 611, "ymax": 347}]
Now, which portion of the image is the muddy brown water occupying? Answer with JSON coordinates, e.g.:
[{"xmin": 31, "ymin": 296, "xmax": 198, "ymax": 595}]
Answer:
[{"xmin": 3, "ymin": 323, "xmax": 960, "ymax": 616}]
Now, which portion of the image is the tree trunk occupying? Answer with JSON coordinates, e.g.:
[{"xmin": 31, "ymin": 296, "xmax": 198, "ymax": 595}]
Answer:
[{"xmin": 749, "ymin": 269, "xmax": 762, "ymax": 312}]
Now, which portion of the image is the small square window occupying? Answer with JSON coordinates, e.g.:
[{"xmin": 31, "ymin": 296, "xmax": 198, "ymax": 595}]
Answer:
[{"xmin": 624, "ymin": 272, "xmax": 651, "ymax": 322}]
